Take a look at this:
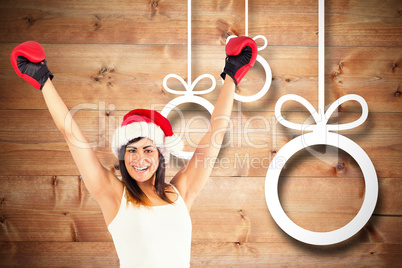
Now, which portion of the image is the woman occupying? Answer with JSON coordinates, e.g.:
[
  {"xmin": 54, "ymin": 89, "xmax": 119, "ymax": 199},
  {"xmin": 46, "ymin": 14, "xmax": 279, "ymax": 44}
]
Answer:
[{"xmin": 11, "ymin": 37, "xmax": 257, "ymax": 267}]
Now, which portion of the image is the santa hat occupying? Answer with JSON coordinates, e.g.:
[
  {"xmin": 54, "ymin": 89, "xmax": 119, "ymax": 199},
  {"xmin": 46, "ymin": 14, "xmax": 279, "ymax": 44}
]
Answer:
[{"xmin": 112, "ymin": 109, "xmax": 183, "ymax": 162}]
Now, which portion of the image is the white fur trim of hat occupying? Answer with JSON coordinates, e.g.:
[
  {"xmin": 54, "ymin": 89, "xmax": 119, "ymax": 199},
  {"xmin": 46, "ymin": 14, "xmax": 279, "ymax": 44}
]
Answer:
[{"xmin": 111, "ymin": 109, "xmax": 183, "ymax": 162}]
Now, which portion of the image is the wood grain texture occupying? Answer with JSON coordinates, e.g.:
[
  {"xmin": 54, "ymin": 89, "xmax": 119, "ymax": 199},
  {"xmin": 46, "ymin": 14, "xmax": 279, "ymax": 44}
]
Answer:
[
  {"xmin": 1, "ymin": 176, "xmax": 400, "ymax": 215},
  {"xmin": 0, "ymin": 0, "xmax": 401, "ymax": 266},
  {"xmin": 0, "ymin": 110, "xmax": 400, "ymax": 177},
  {"xmin": 0, "ymin": 176, "xmax": 401, "ymax": 243},
  {"xmin": 190, "ymin": 242, "xmax": 402, "ymax": 267},
  {"xmin": 0, "ymin": 241, "xmax": 400, "ymax": 267},
  {"xmin": 1, "ymin": 45, "xmax": 400, "ymax": 112},
  {"xmin": 0, "ymin": 0, "xmax": 401, "ymax": 46}
]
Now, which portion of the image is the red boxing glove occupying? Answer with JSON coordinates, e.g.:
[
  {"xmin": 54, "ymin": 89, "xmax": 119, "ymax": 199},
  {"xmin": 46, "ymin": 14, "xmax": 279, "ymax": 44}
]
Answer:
[
  {"xmin": 10, "ymin": 41, "xmax": 53, "ymax": 90},
  {"xmin": 220, "ymin": 36, "xmax": 258, "ymax": 85}
]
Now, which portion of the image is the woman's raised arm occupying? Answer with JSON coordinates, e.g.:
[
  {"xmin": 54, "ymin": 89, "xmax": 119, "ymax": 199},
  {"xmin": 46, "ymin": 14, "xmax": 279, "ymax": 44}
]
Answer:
[
  {"xmin": 41, "ymin": 80, "xmax": 122, "ymax": 205},
  {"xmin": 11, "ymin": 41, "xmax": 122, "ymax": 223},
  {"xmin": 171, "ymin": 37, "xmax": 258, "ymax": 210}
]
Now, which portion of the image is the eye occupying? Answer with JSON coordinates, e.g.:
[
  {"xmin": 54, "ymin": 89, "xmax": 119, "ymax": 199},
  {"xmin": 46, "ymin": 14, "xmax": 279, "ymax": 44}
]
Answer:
[
  {"xmin": 127, "ymin": 149, "xmax": 137, "ymax": 153},
  {"xmin": 145, "ymin": 149, "xmax": 153, "ymax": 153}
]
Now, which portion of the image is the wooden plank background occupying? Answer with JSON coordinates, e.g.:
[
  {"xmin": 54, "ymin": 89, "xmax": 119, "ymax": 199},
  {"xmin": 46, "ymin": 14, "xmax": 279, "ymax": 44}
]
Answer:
[{"xmin": 0, "ymin": 0, "xmax": 401, "ymax": 266}]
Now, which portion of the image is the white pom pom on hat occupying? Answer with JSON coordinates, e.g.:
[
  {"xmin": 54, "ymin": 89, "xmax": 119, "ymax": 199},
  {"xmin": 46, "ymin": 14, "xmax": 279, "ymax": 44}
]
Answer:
[{"xmin": 112, "ymin": 109, "xmax": 183, "ymax": 162}]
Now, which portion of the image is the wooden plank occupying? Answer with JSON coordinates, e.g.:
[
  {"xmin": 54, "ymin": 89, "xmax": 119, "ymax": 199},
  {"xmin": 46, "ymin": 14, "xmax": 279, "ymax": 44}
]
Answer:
[
  {"xmin": 1, "ymin": 176, "xmax": 400, "ymax": 242},
  {"xmin": 1, "ymin": 176, "xmax": 400, "ymax": 215},
  {"xmin": 192, "ymin": 211, "xmax": 402, "ymax": 244},
  {"xmin": 0, "ymin": 210, "xmax": 111, "ymax": 242},
  {"xmin": 190, "ymin": 242, "xmax": 402, "ymax": 267},
  {"xmin": 0, "ymin": 0, "xmax": 400, "ymax": 46},
  {"xmin": 325, "ymin": 0, "xmax": 402, "ymax": 47},
  {"xmin": 1, "ymin": 44, "xmax": 401, "ymax": 112},
  {"xmin": 0, "ymin": 241, "xmax": 119, "ymax": 267},
  {"xmin": 0, "ymin": 241, "xmax": 400, "ymax": 267},
  {"xmin": 0, "ymin": 176, "xmax": 99, "ymax": 212},
  {"xmin": 0, "ymin": 110, "xmax": 400, "ymax": 177},
  {"xmin": 1, "ymin": 209, "xmax": 400, "ymax": 244},
  {"xmin": 0, "ymin": 210, "xmax": 109, "ymax": 242},
  {"xmin": 0, "ymin": 0, "xmax": 188, "ymax": 45}
]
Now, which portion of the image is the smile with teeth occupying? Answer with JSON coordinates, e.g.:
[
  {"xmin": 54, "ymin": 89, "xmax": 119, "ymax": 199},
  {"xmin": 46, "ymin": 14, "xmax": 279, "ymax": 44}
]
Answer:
[{"xmin": 133, "ymin": 165, "xmax": 150, "ymax": 172}]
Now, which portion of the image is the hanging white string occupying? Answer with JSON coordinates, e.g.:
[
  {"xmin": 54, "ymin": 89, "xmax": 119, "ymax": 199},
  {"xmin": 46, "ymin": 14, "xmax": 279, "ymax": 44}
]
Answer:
[
  {"xmin": 245, "ymin": 0, "xmax": 249, "ymax": 36},
  {"xmin": 162, "ymin": 0, "xmax": 216, "ymax": 96},
  {"xmin": 274, "ymin": 0, "xmax": 369, "ymax": 132},
  {"xmin": 318, "ymin": 0, "xmax": 325, "ymax": 115},
  {"xmin": 224, "ymin": 0, "xmax": 272, "ymax": 102},
  {"xmin": 161, "ymin": 0, "xmax": 217, "ymax": 159},
  {"xmin": 187, "ymin": 0, "xmax": 192, "ymax": 84}
]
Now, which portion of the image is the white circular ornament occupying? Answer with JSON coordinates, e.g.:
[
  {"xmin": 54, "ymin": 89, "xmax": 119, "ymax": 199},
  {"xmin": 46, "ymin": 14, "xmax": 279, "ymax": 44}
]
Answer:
[{"xmin": 265, "ymin": 132, "xmax": 378, "ymax": 245}]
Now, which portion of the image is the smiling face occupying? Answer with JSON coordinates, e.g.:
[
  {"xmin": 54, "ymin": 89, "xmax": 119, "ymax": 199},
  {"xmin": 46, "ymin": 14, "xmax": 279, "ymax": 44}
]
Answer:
[{"xmin": 124, "ymin": 138, "xmax": 159, "ymax": 184}]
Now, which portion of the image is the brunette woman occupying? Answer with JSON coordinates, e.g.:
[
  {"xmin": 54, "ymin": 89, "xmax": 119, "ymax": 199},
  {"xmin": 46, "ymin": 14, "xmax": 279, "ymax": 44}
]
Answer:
[{"xmin": 11, "ymin": 36, "xmax": 257, "ymax": 267}]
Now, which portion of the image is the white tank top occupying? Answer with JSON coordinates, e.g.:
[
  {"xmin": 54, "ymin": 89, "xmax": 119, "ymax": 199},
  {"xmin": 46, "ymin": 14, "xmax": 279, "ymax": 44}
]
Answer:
[{"xmin": 108, "ymin": 186, "xmax": 192, "ymax": 268}]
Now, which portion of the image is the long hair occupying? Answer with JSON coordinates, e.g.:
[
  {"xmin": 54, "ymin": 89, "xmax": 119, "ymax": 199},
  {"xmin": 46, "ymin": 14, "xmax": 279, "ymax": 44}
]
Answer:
[{"xmin": 118, "ymin": 137, "xmax": 173, "ymax": 207}]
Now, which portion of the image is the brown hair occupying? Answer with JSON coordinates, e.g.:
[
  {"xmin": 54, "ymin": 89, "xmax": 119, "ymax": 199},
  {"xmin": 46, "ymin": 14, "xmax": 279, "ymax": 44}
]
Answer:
[{"xmin": 118, "ymin": 137, "xmax": 173, "ymax": 207}]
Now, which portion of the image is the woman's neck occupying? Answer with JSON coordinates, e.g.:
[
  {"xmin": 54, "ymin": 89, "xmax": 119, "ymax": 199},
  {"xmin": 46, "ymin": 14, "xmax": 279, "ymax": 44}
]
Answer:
[{"xmin": 136, "ymin": 174, "xmax": 156, "ymax": 193}]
